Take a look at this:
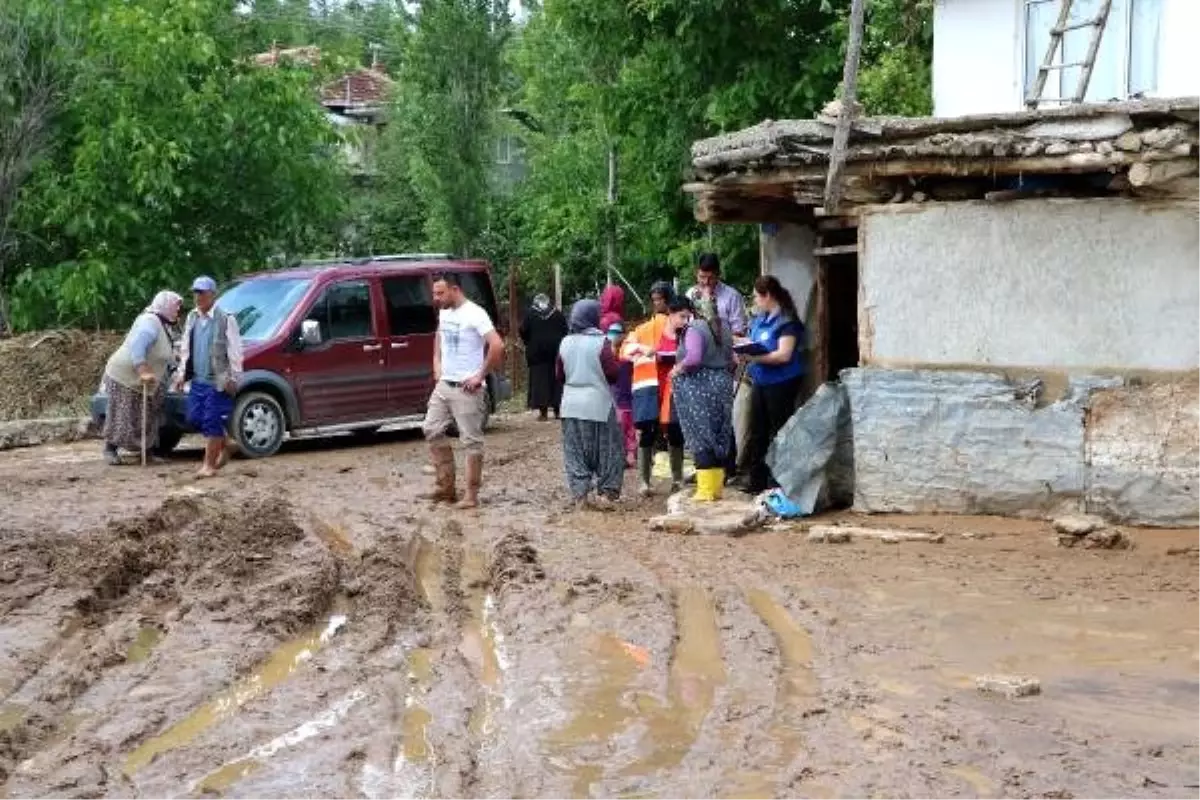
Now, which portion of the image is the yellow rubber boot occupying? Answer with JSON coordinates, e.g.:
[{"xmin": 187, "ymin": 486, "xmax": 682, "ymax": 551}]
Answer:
[
  {"xmin": 692, "ymin": 468, "xmax": 724, "ymax": 502},
  {"xmin": 709, "ymin": 468, "xmax": 725, "ymax": 501}
]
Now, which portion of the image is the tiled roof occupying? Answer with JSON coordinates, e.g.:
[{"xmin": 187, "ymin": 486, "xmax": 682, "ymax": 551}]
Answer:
[
  {"xmin": 320, "ymin": 66, "xmax": 394, "ymax": 108},
  {"xmin": 252, "ymin": 45, "xmax": 321, "ymax": 67}
]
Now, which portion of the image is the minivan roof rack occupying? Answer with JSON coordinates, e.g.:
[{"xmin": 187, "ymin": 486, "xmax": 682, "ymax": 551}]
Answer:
[
  {"xmin": 371, "ymin": 253, "xmax": 457, "ymax": 261},
  {"xmin": 286, "ymin": 253, "xmax": 460, "ymax": 270}
]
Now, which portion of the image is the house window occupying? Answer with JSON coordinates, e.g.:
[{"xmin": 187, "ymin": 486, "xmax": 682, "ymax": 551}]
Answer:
[
  {"xmin": 1024, "ymin": 0, "xmax": 1162, "ymax": 103},
  {"xmin": 495, "ymin": 135, "xmax": 513, "ymax": 165}
]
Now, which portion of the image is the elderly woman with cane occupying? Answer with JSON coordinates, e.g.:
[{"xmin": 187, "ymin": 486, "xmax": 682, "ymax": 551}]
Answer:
[{"xmin": 101, "ymin": 290, "xmax": 184, "ymax": 465}]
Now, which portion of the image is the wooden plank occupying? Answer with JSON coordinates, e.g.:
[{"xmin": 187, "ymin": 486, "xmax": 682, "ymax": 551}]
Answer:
[
  {"xmin": 1073, "ymin": 0, "xmax": 1114, "ymax": 103},
  {"xmin": 813, "ymin": 244, "xmax": 858, "ymax": 257},
  {"xmin": 814, "ymin": 259, "xmax": 830, "ymax": 384},
  {"xmin": 823, "ymin": 0, "xmax": 867, "ymax": 214}
]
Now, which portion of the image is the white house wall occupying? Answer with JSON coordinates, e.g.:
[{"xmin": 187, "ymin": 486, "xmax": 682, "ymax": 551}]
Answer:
[
  {"xmin": 933, "ymin": 0, "xmax": 1022, "ymax": 116},
  {"xmin": 1157, "ymin": 0, "xmax": 1200, "ymax": 98},
  {"xmin": 760, "ymin": 223, "xmax": 817, "ymax": 321},
  {"xmin": 837, "ymin": 197, "xmax": 1199, "ymax": 526},
  {"xmin": 933, "ymin": 0, "xmax": 1200, "ymax": 116},
  {"xmin": 857, "ymin": 199, "xmax": 1199, "ymax": 372}
]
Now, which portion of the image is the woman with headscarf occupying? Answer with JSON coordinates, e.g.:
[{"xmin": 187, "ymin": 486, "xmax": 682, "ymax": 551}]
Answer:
[
  {"xmin": 669, "ymin": 296, "xmax": 736, "ymax": 501},
  {"xmin": 621, "ymin": 280, "xmax": 684, "ymax": 496},
  {"xmin": 556, "ymin": 299, "xmax": 625, "ymax": 509},
  {"xmin": 101, "ymin": 290, "xmax": 184, "ymax": 465},
  {"xmin": 519, "ymin": 293, "xmax": 568, "ymax": 420},
  {"xmin": 599, "ymin": 284, "xmax": 625, "ymax": 331}
]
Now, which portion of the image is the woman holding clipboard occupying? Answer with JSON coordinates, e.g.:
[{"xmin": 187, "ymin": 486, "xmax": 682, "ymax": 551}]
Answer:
[{"xmin": 736, "ymin": 275, "xmax": 805, "ymax": 495}]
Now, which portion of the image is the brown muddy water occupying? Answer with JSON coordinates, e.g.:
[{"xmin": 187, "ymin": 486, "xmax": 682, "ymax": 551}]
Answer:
[{"xmin": 0, "ymin": 416, "xmax": 1196, "ymax": 798}]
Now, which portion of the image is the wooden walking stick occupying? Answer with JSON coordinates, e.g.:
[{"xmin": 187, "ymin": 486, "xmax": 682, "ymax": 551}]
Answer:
[{"xmin": 141, "ymin": 381, "xmax": 148, "ymax": 467}]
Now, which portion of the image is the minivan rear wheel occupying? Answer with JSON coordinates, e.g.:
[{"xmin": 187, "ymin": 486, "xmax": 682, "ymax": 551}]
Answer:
[{"xmin": 232, "ymin": 391, "xmax": 286, "ymax": 458}]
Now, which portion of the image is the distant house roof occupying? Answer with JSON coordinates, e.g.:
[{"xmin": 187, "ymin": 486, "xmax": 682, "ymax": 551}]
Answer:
[
  {"xmin": 251, "ymin": 45, "xmax": 393, "ymax": 119},
  {"xmin": 253, "ymin": 45, "xmax": 321, "ymax": 67},
  {"xmin": 319, "ymin": 66, "xmax": 394, "ymax": 111}
]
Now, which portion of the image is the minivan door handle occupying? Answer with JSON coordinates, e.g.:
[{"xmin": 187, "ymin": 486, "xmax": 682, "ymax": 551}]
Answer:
[
  {"xmin": 390, "ymin": 341, "xmax": 409, "ymax": 349},
  {"xmin": 363, "ymin": 343, "xmax": 383, "ymax": 352}
]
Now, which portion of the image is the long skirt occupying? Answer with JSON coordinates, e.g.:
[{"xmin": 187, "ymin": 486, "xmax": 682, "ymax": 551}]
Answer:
[
  {"xmin": 672, "ymin": 368, "xmax": 735, "ymax": 470},
  {"xmin": 561, "ymin": 411, "xmax": 625, "ymax": 499},
  {"xmin": 102, "ymin": 375, "xmax": 165, "ymax": 452},
  {"xmin": 527, "ymin": 361, "xmax": 562, "ymax": 412}
]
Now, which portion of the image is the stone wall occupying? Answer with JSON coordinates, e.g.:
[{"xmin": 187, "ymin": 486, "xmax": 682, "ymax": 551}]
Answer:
[{"xmin": 840, "ymin": 368, "xmax": 1198, "ymax": 527}]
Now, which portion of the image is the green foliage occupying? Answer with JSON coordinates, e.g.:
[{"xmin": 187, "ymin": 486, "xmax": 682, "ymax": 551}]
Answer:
[
  {"xmin": 0, "ymin": 0, "xmax": 934, "ymax": 331},
  {"xmin": 8, "ymin": 0, "xmax": 346, "ymax": 330},
  {"xmin": 503, "ymin": 0, "xmax": 850, "ymax": 301},
  {"xmin": 857, "ymin": 0, "xmax": 934, "ymax": 116},
  {"xmin": 386, "ymin": 0, "xmax": 511, "ymax": 256}
]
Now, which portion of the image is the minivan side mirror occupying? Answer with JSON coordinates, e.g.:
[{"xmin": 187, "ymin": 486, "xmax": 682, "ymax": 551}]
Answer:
[{"xmin": 300, "ymin": 319, "xmax": 322, "ymax": 347}]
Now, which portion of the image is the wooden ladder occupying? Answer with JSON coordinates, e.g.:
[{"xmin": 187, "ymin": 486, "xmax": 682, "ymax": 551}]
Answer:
[{"xmin": 1025, "ymin": 0, "xmax": 1114, "ymax": 108}]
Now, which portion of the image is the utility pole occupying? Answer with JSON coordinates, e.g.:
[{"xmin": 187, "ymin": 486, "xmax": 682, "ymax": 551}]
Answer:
[
  {"xmin": 606, "ymin": 144, "xmax": 617, "ymax": 286},
  {"xmin": 824, "ymin": 0, "xmax": 866, "ymax": 215}
]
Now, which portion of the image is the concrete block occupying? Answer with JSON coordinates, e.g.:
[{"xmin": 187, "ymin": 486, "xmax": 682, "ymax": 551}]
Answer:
[
  {"xmin": 975, "ymin": 674, "xmax": 1041, "ymax": 699},
  {"xmin": 842, "ymin": 369, "xmax": 1085, "ymax": 517},
  {"xmin": 1085, "ymin": 381, "xmax": 1199, "ymax": 527}
]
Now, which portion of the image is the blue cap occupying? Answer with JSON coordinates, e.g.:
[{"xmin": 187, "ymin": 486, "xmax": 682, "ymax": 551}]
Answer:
[{"xmin": 191, "ymin": 276, "xmax": 217, "ymax": 293}]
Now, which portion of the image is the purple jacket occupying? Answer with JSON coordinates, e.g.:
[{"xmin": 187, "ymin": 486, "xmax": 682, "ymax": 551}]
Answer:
[{"xmin": 611, "ymin": 360, "xmax": 633, "ymax": 409}]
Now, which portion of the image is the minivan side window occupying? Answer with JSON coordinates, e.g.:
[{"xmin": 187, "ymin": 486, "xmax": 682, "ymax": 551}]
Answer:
[
  {"xmin": 459, "ymin": 271, "xmax": 500, "ymax": 324},
  {"xmin": 308, "ymin": 280, "xmax": 373, "ymax": 341},
  {"xmin": 382, "ymin": 276, "xmax": 437, "ymax": 336}
]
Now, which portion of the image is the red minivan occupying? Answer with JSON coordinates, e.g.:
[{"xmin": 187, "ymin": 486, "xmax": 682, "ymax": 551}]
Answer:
[{"xmin": 92, "ymin": 255, "xmax": 511, "ymax": 458}]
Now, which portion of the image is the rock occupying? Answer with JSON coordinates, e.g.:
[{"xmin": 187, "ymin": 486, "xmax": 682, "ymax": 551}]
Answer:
[
  {"xmin": 0, "ymin": 417, "xmax": 94, "ymax": 451},
  {"xmin": 1052, "ymin": 514, "xmax": 1107, "ymax": 536},
  {"xmin": 1082, "ymin": 529, "xmax": 1131, "ymax": 550},
  {"xmin": 807, "ymin": 528, "xmax": 852, "ymax": 544},
  {"xmin": 807, "ymin": 525, "xmax": 943, "ymax": 544},
  {"xmin": 1045, "ymin": 141, "xmax": 1071, "ymax": 156},
  {"xmin": 1114, "ymin": 131, "xmax": 1143, "ymax": 152},
  {"xmin": 960, "ymin": 531, "xmax": 993, "ymax": 540},
  {"xmin": 648, "ymin": 515, "xmax": 696, "ymax": 535},
  {"xmin": 654, "ymin": 492, "xmax": 768, "ymax": 536},
  {"xmin": 975, "ymin": 674, "xmax": 1041, "ymax": 699},
  {"xmin": 1097, "ymin": 141, "xmax": 1115, "ymax": 155}
]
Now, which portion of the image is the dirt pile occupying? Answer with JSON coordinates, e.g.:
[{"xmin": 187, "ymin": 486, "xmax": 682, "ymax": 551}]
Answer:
[
  {"xmin": 0, "ymin": 493, "xmax": 348, "ymax": 787},
  {"xmin": 0, "ymin": 330, "xmax": 124, "ymax": 421},
  {"xmin": 50, "ymin": 494, "xmax": 342, "ymax": 636}
]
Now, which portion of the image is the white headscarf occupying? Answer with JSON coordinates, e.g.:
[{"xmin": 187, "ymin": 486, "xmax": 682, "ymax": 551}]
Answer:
[{"xmin": 146, "ymin": 290, "xmax": 183, "ymax": 323}]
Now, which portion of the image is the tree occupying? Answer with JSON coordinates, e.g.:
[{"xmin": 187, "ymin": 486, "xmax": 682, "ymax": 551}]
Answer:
[
  {"xmin": 505, "ymin": 0, "xmax": 846, "ymax": 297},
  {"xmin": 857, "ymin": 0, "xmax": 934, "ymax": 117},
  {"xmin": 8, "ymin": 0, "xmax": 346, "ymax": 330},
  {"xmin": 0, "ymin": 1, "xmax": 70, "ymax": 332},
  {"xmin": 388, "ymin": 0, "xmax": 511, "ymax": 256}
]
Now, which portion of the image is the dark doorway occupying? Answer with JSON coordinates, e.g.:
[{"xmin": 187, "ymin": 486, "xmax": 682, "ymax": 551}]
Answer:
[{"xmin": 813, "ymin": 224, "xmax": 861, "ymax": 382}]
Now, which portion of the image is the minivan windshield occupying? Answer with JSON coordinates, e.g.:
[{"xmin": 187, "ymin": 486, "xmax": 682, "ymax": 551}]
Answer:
[{"xmin": 216, "ymin": 277, "xmax": 312, "ymax": 341}]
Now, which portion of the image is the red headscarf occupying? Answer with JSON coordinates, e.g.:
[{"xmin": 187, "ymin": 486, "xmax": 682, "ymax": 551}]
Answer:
[{"xmin": 599, "ymin": 284, "xmax": 625, "ymax": 332}]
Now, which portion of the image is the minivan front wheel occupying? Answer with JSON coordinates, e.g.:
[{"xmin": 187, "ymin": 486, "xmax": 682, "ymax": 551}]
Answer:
[{"xmin": 232, "ymin": 391, "xmax": 286, "ymax": 458}]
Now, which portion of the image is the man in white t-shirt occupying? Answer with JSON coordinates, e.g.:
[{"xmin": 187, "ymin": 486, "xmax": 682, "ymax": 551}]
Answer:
[{"xmin": 421, "ymin": 272, "xmax": 505, "ymax": 508}]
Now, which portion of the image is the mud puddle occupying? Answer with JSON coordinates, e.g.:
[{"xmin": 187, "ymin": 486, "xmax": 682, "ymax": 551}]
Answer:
[
  {"xmin": 462, "ymin": 548, "xmax": 506, "ymax": 738},
  {"xmin": 124, "ymin": 605, "xmax": 350, "ymax": 776},
  {"xmin": 619, "ymin": 586, "xmax": 726, "ymax": 784}
]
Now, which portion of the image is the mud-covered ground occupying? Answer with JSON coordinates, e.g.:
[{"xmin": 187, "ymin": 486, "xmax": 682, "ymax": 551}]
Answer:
[{"xmin": 0, "ymin": 414, "xmax": 1196, "ymax": 799}]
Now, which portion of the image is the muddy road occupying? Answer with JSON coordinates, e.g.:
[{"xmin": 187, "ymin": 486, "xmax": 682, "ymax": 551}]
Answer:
[{"xmin": 0, "ymin": 414, "xmax": 1196, "ymax": 799}]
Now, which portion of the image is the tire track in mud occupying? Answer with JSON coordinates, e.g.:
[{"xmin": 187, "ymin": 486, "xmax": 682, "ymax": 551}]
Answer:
[
  {"xmin": 0, "ymin": 491, "xmax": 438, "ymax": 798},
  {"xmin": 504, "ymin": 536, "xmax": 840, "ymax": 800},
  {"xmin": 357, "ymin": 519, "xmax": 528, "ymax": 800}
]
